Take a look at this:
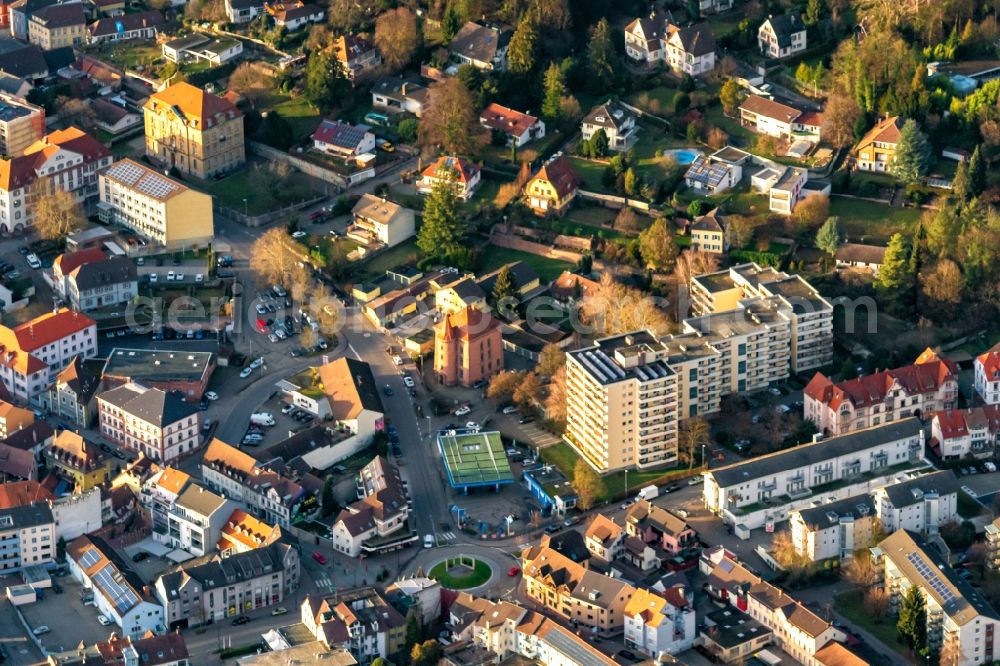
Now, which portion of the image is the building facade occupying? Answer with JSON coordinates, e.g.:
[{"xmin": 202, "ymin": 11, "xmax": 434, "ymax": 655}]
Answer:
[
  {"xmin": 581, "ymin": 101, "xmax": 637, "ymax": 152},
  {"xmin": 433, "ymin": 306, "xmax": 503, "ymax": 388},
  {"xmin": 931, "ymin": 407, "xmax": 1000, "ymax": 460},
  {"xmin": 0, "ymin": 92, "xmax": 43, "ymax": 157},
  {"xmin": 758, "ymin": 14, "xmax": 806, "ymax": 58},
  {"xmin": 97, "ymin": 382, "xmax": 201, "ymax": 464},
  {"xmin": 0, "ymin": 502, "xmax": 54, "ymax": 572},
  {"xmin": 855, "ymin": 116, "xmax": 902, "ymax": 173},
  {"xmin": 53, "ymin": 251, "xmax": 137, "ymax": 312},
  {"xmin": 974, "ymin": 345, "xmax": 1000, "ymax": 405}
]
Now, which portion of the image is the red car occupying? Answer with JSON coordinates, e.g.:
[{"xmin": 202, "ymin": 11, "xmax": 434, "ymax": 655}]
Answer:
[
  {"xmin": 256, "ymin": 319, "xmax": 269, "ymax": 334},
  {"xmin": 508, "ymin": 566, "xmax": 520, "ymax": 577},
  {"xmin": 312, "ymin": 551, "xmax": 327, "ymax": 565}
]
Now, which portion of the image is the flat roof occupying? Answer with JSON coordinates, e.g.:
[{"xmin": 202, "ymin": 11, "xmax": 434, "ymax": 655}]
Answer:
[
  {"xmin": 436, "ymin": 430, "xmax": 514, "ymax": 488},
  {"xmin": 103, "ymin": 348, "xmax": 214, "ymax": 382}
]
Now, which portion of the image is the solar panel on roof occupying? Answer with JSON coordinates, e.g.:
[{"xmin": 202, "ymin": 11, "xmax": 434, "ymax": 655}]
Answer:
[
  {"xmin": 92, "ymin": 563, "xmax": 140, "ymax": 614},
  {"xmin": 78, "ymin": 548, "xmax": 101, "ymax": 569},
  {"xmin": 906, "ymin": 552, "xmax": 958, "ymax": 606}
]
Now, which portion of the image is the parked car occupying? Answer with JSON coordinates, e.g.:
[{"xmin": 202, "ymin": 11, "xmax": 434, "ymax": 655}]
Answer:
[
  {"xmin": 132, "ymin": 552, "xmax": 149, "ymax": 563},
  {"xmin": 423, "ymin": 534, "xmax": 434, "ymax": 549},
  {"xmin": 508, "ymin": 566, "xmax": 521, "ymax": 577},
  {"xmin": 205, "ymin": 391, "xmax": 219, "ymax": 401},
  {"xmin": 32, "ymin": 626, "xmax": 49, "ymax": 636},
  {"xmin": 231, "ymin": 616, "xmax": 250, "ymax": 626},
  {"xmin": 271, "ymin": 607, "xmax": 288, "ymax": 616},
  {"xmin": 240, "ymin": 367, "xmax": 253, "ymax": 379},
  {"xmin": 97, "ymin": 616, "xmax": 113, "ymax": 626},
  {"xmin": 502, "ymin": 405, "xmax": 518, "ymax": 415},
  {"xmin": 454, "ymin": 405, "xmax": 471, "ymax": 417},
  {"xmin": 25, "ymin": 254, "xmax": 41, "ymax": 269},
  {"xmin": 403, "ymin": 376, "xmax": 415, "ymax": 388},
  {"xmin": 312, "ymin": 551, "xmax": 327, "ymax": 565}
]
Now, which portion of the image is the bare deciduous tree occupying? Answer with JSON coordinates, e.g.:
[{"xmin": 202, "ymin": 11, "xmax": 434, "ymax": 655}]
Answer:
[
  {"xmin": 34, "ymin": 185, "xmax": 85, "ymax": 240},
  {"xmin": 579, "ymin": 273, "xmax": 673, "ymax": 336},
  {"xmin": 375, "ymin": 8, "xmax": 419, "ymax": 71},
  {"xmin": 250, "ymin": 228, "xmax": 308, "ymax": 287},
  {"xmin": 228, "ymin": 63, "xmax": 274, "ymax": 107}
]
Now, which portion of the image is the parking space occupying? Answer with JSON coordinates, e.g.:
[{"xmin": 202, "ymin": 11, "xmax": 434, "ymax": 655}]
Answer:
[
  {"xmin": 239, "ymin": 394, "xmax": 322, "ymax": 449},
  {"xmin": 0, "ymin": 580, "xmax": 43, "ymax": 666},
  {"xmin": 18, "ymin": 576, "xmax": 111, "ymax": 654},
  {"xmin": 121, "ymin": 542, "xmax": 178, "ymax": 585}
]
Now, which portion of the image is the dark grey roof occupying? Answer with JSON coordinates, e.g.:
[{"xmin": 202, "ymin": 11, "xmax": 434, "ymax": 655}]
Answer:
[
  {"xmin": 765, "ymin": 14, "xmax": 804, "ymax": 47},
  {"xmin": 158, "ymin": 543, "xmax": 292, "ymax": 597},
  {"xmin": 795, "ymin": 493, "xmax": 875, "ymax": 530},
  {"xmin": 449, "ymin": 21, "xmax": 511, "ymax": 64},
  {"xmin": 0, "ymin": 501, "xmax": 52, "ymax": 529},
  {"xmin": 98, "ymin": 383, "xmax": 198, "ymax": 427},
  {"xmin": 71, "ymin": 255, "xmax": 136, "ymax": 291},
  {"xmin": 881, "ymin": 470, "xmax": 959, "ymax": 509},
  {"xmin": 371, "ymin": 76, "xmax": 428, "ymax": 104},
  {"xmin": 0, "ymin": 42, "xmax": 47, "ymax": 79},
  {"xmin": 568, "ymin": 331, "xmax": 676, "ymax": 386},
  {"xmin": 670, "ymin": 22, "xmax": 716, "ymax": 57},
  {"xmin": 690, "ymin": 210, "xmax": 725, "ymax": 232},
  {"xmin": 703, "ymin": 608, "xmax": 772, "ymax": 649},
  {"xmin": 42, "ymin": 46, "xmax": 75, "ymax": 72},
  {"xmin": 476, "ymin": 261, "xmax": 540, "ymax": 295},
  {"xmin": 344, "ymin": 357, "xmax": 382, "ymax": 414},
  {"xmin": 102, "ymin": 348, "xmax": 214, "ymax": 383},
  {"xmin": 582, "ymin": 100, "xmax": 635, "ymax": 132},
  {"xmin": 443, "ymin": 276, "xmax": 486, "ymax": 301},
  {"xmin": 710, "ymin": 418, "xmax": 924, "ymax": 488}
]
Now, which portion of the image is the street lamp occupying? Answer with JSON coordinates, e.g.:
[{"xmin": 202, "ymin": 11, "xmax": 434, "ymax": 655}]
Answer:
[{"xmin": 242, "ymin": 198, "xmax": 248, "ymax": 217}]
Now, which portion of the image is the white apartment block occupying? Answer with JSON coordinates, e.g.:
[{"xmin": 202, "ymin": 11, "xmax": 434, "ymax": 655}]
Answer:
[
  {"xmin": 159, "ymin": 483, "xmax": 235, "ymax": 556},
  {"xmin": 565, "ymin": 331, "xmax": 680, "ymax": 472},
  {"xmin": 871, "ymin": 469, "xmax": 958, "ymax": 534},
  {"xmin": 789, "ymin": 494, "xmax": 876, "ymax": 562},
  {"xmin": 704, "ymin": 418, "xmax": 925, "ymax": 518},
  {"xmin": 97, "ymin": 382, "xmax": 201, "ymax": 464},
  {"xmin": 931, "ymin": 407, "xmax": 1000, "ymax": 460},
  {"xmin": 805, "ymin": 349, "xmax": 958, "ymax": 436},
  {"xmin": 975, "ymin": 345, "xmax": 1000, "ymax": 405},
  {"xmin": 0, "ymin": 503, "xmax": 54, "ymax": 572},
  {"xmin": 623, "ymin": 586, "xmax": 696, "ymax": 656},
  {"xmin": 873, "ymin": 530, "xmax": 1000, "ymax": 665},
  {"xmin": 0, "ymin": 308, "xmax": 97, "ymax": 401},
  {"xmin": 689, "ymin": 263, "xmax": 833, "ymax": 373}
]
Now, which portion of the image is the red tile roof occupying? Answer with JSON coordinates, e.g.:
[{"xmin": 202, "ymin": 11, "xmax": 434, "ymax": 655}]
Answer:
[
  {"xmin": 0, "ymin": 480, "xmax": 53, "ymax": 508},
  {"xmin": 53, "ymin": 247, "xmax": 106, "ymax": 277},
  {"xmin": 530, "ymin": 155, "xmax": 578, "ymax": 199},
  {"xmin": 0, "ymin": 127, "xmax": 111, "ymax": 192},
  {"xmin": 977, "ymin": 345, "xmax": 1000, "ymax": 381},
  {"xmin": 479, "ymin": 103, "xmax": 539, "ymax": 138},
  {"xmin": 934, "ymin": 405, "xmax": 1000, "ymax": 441},
  {"xmin": 739, "ymin": 95, "xmax": 801, "ymax": 123},
  {"xmin": 8, "ymin": 308, "xmax": 95, "ymax": 353},
  {"xmin": 856, "ymin": 116, "xmax": 903, "ymax": 151}
]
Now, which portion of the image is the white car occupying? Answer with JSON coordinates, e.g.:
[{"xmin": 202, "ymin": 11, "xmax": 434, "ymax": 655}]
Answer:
[
  {"xmin": 423, "ymin": 534, "xmax": 434, "ymax": 549},
  {"xmin": 176, "ymin": 273, "xmax": 185, "ymax": 281},
  {"xmin": 292, "ymin": 231, "xmax": 307, "ymax": 239},
  {"xmin": 393, "ymin": 355, "xmax": 404, "ymax": 365},
  {"xmin": 25, "ymin": 253, "xmax": 41, "ymax": 269},
  {"xmin": 465, "ymin": 421, "xmax": 479, "ymax": 430},
  {"xmin": 240, "ymin": 367, "xmax": 253, "ymax": 379},
  {"xmin": 32, "ymin": 625, "xmax": 50, "ymax": 635},
  {"xmin": 195, "ymin": 273, "xmax": 204, "ymax": 282},
  {"xmin": 502, "ymin": 405, "xmax": 518, "ymax": 415},
  {"xmin": 282, "ymin": 404, "xmax": 295, "ymax": 414},
  {"xmin": 205, "ymin": 391, "xmax": 219, "ymax": 401},
  {"xmin": 769, "ymin": 387, "xmax": 781, "ymax": 396},
  {"xmin": 167, "ymin": 271, "xmax": 175, "ymax": 281},
  {"xmin": 274, "ymin": 328, "xmax": 287, "ymax": 340},
  {"xmin": 268, "ymin": 333, "xmax": 279, "ymax": 343},
  {"xmin": 149, "ymin": 273, "xmax": 158, "ymax": 283},
  {"xmin": 403, "ymin": 376, "xmax": 415, "ymax": 388},
  {"xmin": 250, "ymin": 357, "xmax": 264, "ymax": 369},
  {"xmin": 454, "ymin": 405, "xmax": 471, "ymax": 417},
  {"xmin": 97, "ymin": 615, "xmax": 113, "ymax": 626},
  {"xmin": 255, "ymin": 304, "xmax": 268, "ymax": 315}
]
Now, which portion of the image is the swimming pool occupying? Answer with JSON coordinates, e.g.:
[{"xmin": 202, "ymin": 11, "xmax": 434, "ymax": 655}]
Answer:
[{"xmin": 664, "ymin": 148, "xmax": 703, "ymax": 165}]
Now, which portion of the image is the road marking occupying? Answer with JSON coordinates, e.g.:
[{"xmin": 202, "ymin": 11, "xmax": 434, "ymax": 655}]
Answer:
[
  {"xmin": 313, "ymin": 574, "xmax": 334, "ymax": 590},
  {"xmin": 347, "ymin": 343, "xmax": 362, "ymax": 361},
  {"xmin": 438, "ymin": 532, "xmax": 457, "ymax": 541}
]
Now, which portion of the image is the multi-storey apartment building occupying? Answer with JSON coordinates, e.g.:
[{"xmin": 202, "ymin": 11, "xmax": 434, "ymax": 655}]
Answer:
[
  {"xmin": 872, "ymin": 530, "xmax": 1000, "ymax": 664},
  {"xmin": 97, "ymin": 382, "xmax": 200, "ymax": 464},
  {"xmin": 38, "ymin": 354, "xmax": 100, "ymax": 427},
  {"xmin": 974, "ymin": 344, "xmax": 1000, "ymax": 405},
  {"xmin": 0, "ymin": 308, "xmax": 97, "ymax": 400},
  {"xmin": 0, "ymin": 127, "xmax": 112, "ymax": 233},
  {"xmin": 704, "ymin": 418, "xmax": 925, "ymax": 516},
  {"xmin": 987, "ymin": 517, "xmax": 1000, "ymax": 571},
  {"xmin": 143, "ymin": 82, "xmax": 244, "ymax": 179},
  {"xmin": 623, "ymin": 585, "xmax": 696, "ymax": 655},
  {"xmin": 805, "ymin": 349, "xmax": 958, "ymax": 435},
  {"xmin": 27, "ymin": 1, "xmax": 85, "ymax": 49},
  {"xmin": 789, "ymin": 494, "xmax": 877, "ymax": 562},
  {"xmin": 0, "ymin": 92, "xmax": 43, "ymax": 157},
  {"xmin": 433, "ymin": 306, "xmax": 503, "ymax": 388},
  {"xmin": 301, "ymin": 588, "xmax": 406, "ymax": 661},
  {"xmin": 330, "ymin": 456, "xmax": 411, "ymax": 557},
  {"xmin": 160, "ymin": 483, "xmax": 235, "ymax": 556},
  {"xmin": 565, "ymin": 331, "xmax": 680, "ymax": 472},
  {"xmin": 871, "ymin": 469, "xmax": 958, "ymax": 534},
  {"xmin": 155, "ymin": 543, "xmax": 299, "ymax": 629},
  {"xmin": 98, "ymin": 158, "xmax": 214, "ymax": 249},
  {"xmin": 931, "ymin": 406, "xmax": 1000, "ymax": 460},
  {"xmin": 688, "ymin": 263, "xmax": 833, "ymax": 373},
  {"xmin": 0, "ymin": 502, "xmax": 54, "ymax": 572},
  {"xmin": 141, "ymin": 467, "xmax": 191, "ymax": 544}
]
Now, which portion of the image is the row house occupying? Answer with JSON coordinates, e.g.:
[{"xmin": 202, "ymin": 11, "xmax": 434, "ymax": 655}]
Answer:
[
  {"xmin": 0, "ymin": 307, "xmax": 96, "ymax": 401},
  {"xmin": 87, "ymin": 9, "xmax": 161, "ymax": 44},
  {"xmin": 0, "ymin": 127, "xmax": 112, "ymax": 233},
  {"xmin": 624, "ymin": 14, "xmax": 717, "ymax": 76},
  {"xmin": 330, "ymin": 456, "xmax": 412, "ymax": 557},
  {"xmin": 155, "ymin": 543, "xmax": 299, "ymax": 629},
  {"xmin": 97, "ymin": 382, "xmax": 200, "ymax": 464},
  {"xmin": 53, "ymin": 248, "xmax": 137, "ymax": 313},
  {"xmin": 872, "ymin": 530, "xmax": 1000, "ymax": 665},
  {"xmin": 805, "ymin": 348, "xmax": 958, "ymax": 435},
  {"xmin": 931, "ymin": 406, "xmax": 1000, "ymax": 460},
  {"xmin": 703, "ymin": 418, "xmax": 925, "ymax": 518},
  {"xmin": 584, "ymin": 514, "xmax": 625, "ymax": 563},
  {"xmin": 0, "ymin": 502, "xmax": 54, "ymax": 572},
  {"xmin": 301, "ymin": 588, "xmax": 406, "ymax": 662},
  {"xmin": 974, "ymin": 343, "xmax": 1000, "ymax": 405}
]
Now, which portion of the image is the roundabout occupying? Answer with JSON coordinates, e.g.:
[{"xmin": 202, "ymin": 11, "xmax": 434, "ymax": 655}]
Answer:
[
  {"xmin": 408, "ymin": 544, "xmax": 518, "ymax": 595},
  {"xmin": 428, "ymin": 556, "xmax": 493, "ymax": 589}
]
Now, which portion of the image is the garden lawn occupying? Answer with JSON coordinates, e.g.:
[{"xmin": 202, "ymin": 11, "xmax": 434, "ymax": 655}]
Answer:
[
  {"xmin": 203, "ymin": 171, "xmax": 276, "ymax": 215},
  {"xmin": 355, "ymin": 238, "xmax": 421, "ymax": 280},
  {"xmin": 567, "ymin": 157, "xmax": 612, "ymax": 193},
  {"xmin": 834, "ymin": 590, "xmax": 909, "ymax": 659},
  {"xmin": 703, "ymin": 106, "xmax": 755, "ymax": 145},
  {"xmin": 271, "ymin": 96, "xmax": 324, "ymax": 145},
  {"xmin": 479, "ymin": 247, "xmax": 573, "ymax": 283},
  {"xmin": 540, "ymin": 442, "xmax": 691, "ymax": 502},
  {"xmin": 626, "ymin": 86, "xmax": 681, "ymax": 116},
  {"xmin": 429, "ymin": 558, "xmax": 492, "ymax": 589},
  {"xmin": 829, "ymin": 197, "xmax": 922, "ymax": 244}
]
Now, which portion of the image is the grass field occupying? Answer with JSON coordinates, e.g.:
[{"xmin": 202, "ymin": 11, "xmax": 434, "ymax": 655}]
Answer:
[
  {"xmin": 626, "ymin": 86, "xmax": 681, "ymax": 116},
  {"xmin": 479, "ymin": 247, "xmax": 573, "ymax": 283},
  {"xmin": 834, "ymin": 590, "xmax": 909, "ymax": 658},
  {"xmin": 829, "ymin": 197, "xmax": 923, "ymax": 243},
  {"xmin": 429, "ymin": 558, "xmax": 492, "ymax": 589},
  {"xmin": 355, "ymin": 238, "xmax": 421, "ymax": 280},
  {"xmin": 270, "ymin": 96, "xmax": 324, "ymax": 145},
  {"xmin": 540, "ymin": 442, "xmax": 690, "ymax": 501},
  {"xmin": 204, "ymin": 171, "xmax": 276, "ymax": 215},
  {"xmin": 703, "ymin": 106, "xmax": 755, "ymax": 145},
  {"xmin": 566, "ymin": 156, "xmax": 611, "ymax": 193}
]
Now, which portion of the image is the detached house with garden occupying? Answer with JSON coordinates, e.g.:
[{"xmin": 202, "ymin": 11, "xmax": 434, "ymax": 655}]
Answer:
[{"xmin": 581, "ymin": 100, "xmax": 637, "ymax": 152}]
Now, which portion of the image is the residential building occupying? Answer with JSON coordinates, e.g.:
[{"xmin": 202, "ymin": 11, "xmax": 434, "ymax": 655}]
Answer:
[
  {"xmin": 44, "ymin": 429, "xmax": 112, "ymax": 491},
  {"xmin": 92, "ymin": 99, "xmax": 142, "ymax": 138},
  {"xmin": 805, "ymin": 349, "xmax": 959, "ymax": 435},
  {"xmin": 479, "ymin": 103, "xmax": 545, "ymax": 147},
  {"xmin": 584, "ymin": 514, "xmax": 625, "ymax": 563},
  {"xmin": 689, "ymin": 209, "xmax": 728, "ymax": 253},
  {"xmin": 201, "ymin": 438, "xmax": 314, "ymax": 528},
  {"xmin": 159, "ymin": 482, "xmax": 236, "ymax": 556},
  {"xmin": 141, "ymin": 466, "xmax": 191, "ymax": 543},
  {"xmin": 581, "ymin": 100, "xmax": 637, "ymax": 152},
  {"xmin": 0, "ymin": 127, "xmax": 112, "ymax": 233},
  {"xmin": 0, "ymin": 399, "xmax": 32, "ymax": 437},
  {"xmin": 768, "ymin": 166, "xmax": 808, "ymax": 215},
  {"xmin": 855, "ymin": 116, "xmax": 903, "ymax": 173},
  {"xmin": 448, "ymin": 21, "xmax": 511, "ymax": 71},
  {"xmin": 871, "ymin": 530, "xmax": 1000, "ymax": 664},
  {"xmin": 0, "ymin": 502, "xmax": 54, "ymax": 572},
  {"xmin": 418, "ymin": 156, "xmax": 481, "ymax": 201},
  {"xmin": 143, "ymin": 81, "xmax": 245, "ymax": 179},
  {"xmin": 835, "ymin": 243, "xmax": 887, "ymax": 274},
  {"xmin": 102, "ymin": 348, "xmax": 215, "ymax": 400},
  {"xmin": 155, "ymin": 542, "xmax": 300, "ymax": 629},
  {"xmin": 94, "ymin": 631, "xmax": 189, "ymax": 666},
  {"xmin": 931, "ymin": 407, "xmax": 1000, "ymax": 460},
  {"xmin": 311, "ymin": 120, "xmax": 375, "ymax": 159},
  {"xmin": 87, "ymin": 10, "xmax": 161, "ymax": 44},
  {"xmin": 384, "ymin": 577, "xmax": 441, "ymax": 626},
  {"xmin": 475, "ymin": 261, "xmax": 541, "ymax": 302},
  {"xmin": 332, "ymin": 34, "xmax": 380, "ymax": 83},
  {"xmin": 330, "ymin": 456, "xmax": 412, "ymax": 557},
  {"xmin": 97, "ymin": 382, "xmax": 201, "ymax": 464},
  {"xmin": 704, "ymin": 418, "xmax": 925, "ymax": 517},
  {"xmin": 696, "ymin": 0, "xmax": 733, "ymax": 13},
  {"xmin": 28, "ymin": 2, "xmax": 85, "ymax": 49},
  {"xmin": 624, "ymin": 500, "xmax": 698, "ymax": 557},
  {"xmin": 433, "ymin": 306, "xmax": 503, "ymax": 388},
  {"xmin": 0, "ymin": 92, "xmax": 42, "ymax": 157},
  {"xmin": 789, "ymin": 494, "xmax": 876, "ymax": 562},
  {"xmin": 684, "ymin": 146, "xmax": 750, "ymax": 195},
  {"xmin": 3, "ymin": 420, "xmax": 54, "ymax": 457},
  {"xmin": 564, "ymin": 331, "xmax": 680, "ymax": 472},
  {"xmin": 371, "ymin": 77, "xmax": 428, "ymax": 117},
  {"xmin": 523, "ymin": 465, "xmax": 578, "ymax": 517},
  {"xmin": 282, "ymin": 357, "xmax": 384, "ymax": 439},
  {"xmin": 53, "ymin": 250, "xmax": 137, "ymax": 313},
  {"xmin": 264, "ymin": 0, "xmax": 323, "ymax": 29},
  {"xmin": 216, "ymin": 508, "xmax": 283, "ymax": 554},
  {"xmin": 0, "ymin": 39, "xmax": 48, "ymax": 81},
  {"xmin": 98, "ymin": 158, "xmax": 214, "ymax": 249},
  {"xmin": 623, "ymin": 585, "xmax": 696, "ymax": 655},
  {"xmin": 871, "ymin": 469, "xmax": 959, "ymax": 533},
  {"xmin": 700, "ymin": 607, "xmax": 774, "ymax": 664},
  {"xmin": 758, "ymin": 14, "xmax": 806, "ymax": 59},
  {"xmin": 349, "ymin": 194, "xmax": 415, "ymax": 248},
  {"xmin": 525, "ymin": 155, "xmax": 579, "ymax": 216},
  {"xmin": 434, "ymin": 275, "xmax": 487, "ymax": 314},
  {"xmin": 739, "ymin": 95, "xmax": 821, "ymax": 141},
  {"xmin": 975, "ymin": 343, "xmax": 1000, "ymax": 405},
  {"xmin": 520, "ymin": 544, "xmax": 639, "ymax": 635},
  {"xmin": 624, "ymin": 15, "xmax": 716, "ymax": 75},
  {"xmin": 161, "ymin": 35, "xmax": 242, "ymax": 65},
  {"xmin": 38, "ymin": 354, "xmax": 100, "ymax": 426},
  {"xmin": 67, "ymin": 534, "xmax": 164, "ymax": 638},
  {"xmin": 987, "ymin": 517, "xmax": 1000, "ymax": 571},
  {"xmin": 224, "ymin": 0, "xmax": 262, "ymax": 23},
  {"xmin": 688, "ymin": 262, "xmax": 833, "ymax": 373},
  {"xmin": 0, "ymin": 443, "xmax": 35, "ymax": 481},
  {"xmin": 301, "ymin": 588, "xmax": 406, "ymax": 661}
]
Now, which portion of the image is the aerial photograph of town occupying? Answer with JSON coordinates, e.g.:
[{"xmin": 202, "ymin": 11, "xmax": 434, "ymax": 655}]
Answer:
[{"xmin": 0, "ymin": 0, "xmax": 999, "ymax": 664}]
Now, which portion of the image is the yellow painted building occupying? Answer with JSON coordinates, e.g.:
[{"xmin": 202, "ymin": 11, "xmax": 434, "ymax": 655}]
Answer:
[
  {"xmin": 43, "ymin": 430, "xmax": 112, "ymax": 492},
  {"xmin": 143, "ymin": 81, "xmax": 245, "ymax": 179},
  {"xmin": 98, "ymin": 158, "xmax": 214, "ymax": 249},
  {"xmin": 525, "ymin": 155, "xmax": 579, "ymax": 217},
  {"xmin": 855, "ymin": 116, "xmax": 902, "ymax": 173},
  {"xmin": 27, "ymin": 3, "xmax": 86, "ymax": 49}
]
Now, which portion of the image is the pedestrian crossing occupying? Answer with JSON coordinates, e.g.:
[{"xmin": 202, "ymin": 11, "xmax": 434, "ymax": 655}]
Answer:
[
  {"xmin": 438, "ymin": 531, "xmax": 457, "ymax": 541},
  {"xmin": 313, "ymin": 573, "xmax": 335, "ymax": 591}
]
